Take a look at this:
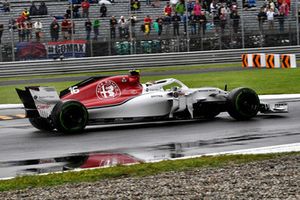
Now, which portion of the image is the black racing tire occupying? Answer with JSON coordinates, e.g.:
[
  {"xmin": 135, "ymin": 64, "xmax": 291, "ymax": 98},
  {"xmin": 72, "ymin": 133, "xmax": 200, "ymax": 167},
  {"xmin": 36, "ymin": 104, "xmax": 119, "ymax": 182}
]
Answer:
[
  {"xmin": 51, "ymin": 100, "xmax": 88, "ymax": 134},
  {"xmin": 227, "ymin": 87, "xmax": 260, "ymax": 120},
  {"xmin": 29, "ymin": 117, "xmax": 54, "ymax": 132}
]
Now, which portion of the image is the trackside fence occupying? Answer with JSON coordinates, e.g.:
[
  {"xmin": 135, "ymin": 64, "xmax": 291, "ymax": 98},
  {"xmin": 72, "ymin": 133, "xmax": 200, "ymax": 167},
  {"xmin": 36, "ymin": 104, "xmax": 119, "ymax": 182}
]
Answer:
[{"xmin": 0, "ymin": 45, "xmax": 299, "ymax": 78}]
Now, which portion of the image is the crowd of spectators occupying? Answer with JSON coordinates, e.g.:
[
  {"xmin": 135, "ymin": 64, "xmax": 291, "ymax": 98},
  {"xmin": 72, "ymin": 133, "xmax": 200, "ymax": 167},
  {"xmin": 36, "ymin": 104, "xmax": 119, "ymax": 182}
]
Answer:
[
  {"xmin": 133, "ymin": 0, "xmax": 242, "ymax": 38},
  {"xmin": 257, "ymin": 0, "xmax": 290, "ymax": 33},
  {"xmin": 0, "ymin": 0, "xmax": 296, "ymax": 44}
]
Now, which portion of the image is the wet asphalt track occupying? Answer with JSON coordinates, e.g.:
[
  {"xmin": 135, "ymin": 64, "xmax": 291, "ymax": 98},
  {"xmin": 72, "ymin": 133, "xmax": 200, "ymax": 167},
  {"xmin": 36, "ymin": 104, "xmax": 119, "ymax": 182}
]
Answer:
[
  {"xmin": 0, "ymin": 67, "xmax": 299, "ymax": 178},
  {"xmin": 0, "ymin": 101, "xmax": 299, "ymax": 178}
]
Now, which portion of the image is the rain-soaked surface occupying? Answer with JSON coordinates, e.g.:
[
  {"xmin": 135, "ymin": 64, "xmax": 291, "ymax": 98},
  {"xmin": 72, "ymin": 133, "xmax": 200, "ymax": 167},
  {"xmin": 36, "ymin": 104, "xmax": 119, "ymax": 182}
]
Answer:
[
  {"xmin": 0, "ymin": 102, "xmax": 300, "ymax": 179},
  {"xmin": 0, "ymin": 128, "xmax": 299, "ymax": 179}
]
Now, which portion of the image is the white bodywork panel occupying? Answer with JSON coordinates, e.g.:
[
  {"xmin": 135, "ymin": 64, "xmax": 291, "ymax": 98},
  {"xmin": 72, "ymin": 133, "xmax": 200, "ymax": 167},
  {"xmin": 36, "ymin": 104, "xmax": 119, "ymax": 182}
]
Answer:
[
  {"xmin": 88, "ymin": 92, "xmax": 173, "ymax": 119},
  {"xmin": 29, "ymin": 87, "xmax": 60, "ymax": 118},
  {"xmin": 89, "ymin": 78, "xmax": 228, "ymax": 120}
]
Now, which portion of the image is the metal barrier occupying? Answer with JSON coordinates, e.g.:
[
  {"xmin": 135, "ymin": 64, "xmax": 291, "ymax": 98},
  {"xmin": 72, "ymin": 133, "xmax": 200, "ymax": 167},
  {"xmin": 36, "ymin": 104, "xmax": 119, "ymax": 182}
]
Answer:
[{"xmin": 0, "ymin": 45, "xmax": 299, "ymax": 78}]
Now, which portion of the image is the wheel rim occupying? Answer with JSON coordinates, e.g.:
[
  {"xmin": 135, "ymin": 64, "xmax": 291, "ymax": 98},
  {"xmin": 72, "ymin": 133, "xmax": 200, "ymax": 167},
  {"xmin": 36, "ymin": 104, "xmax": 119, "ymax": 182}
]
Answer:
[
  {"xmin": 60, "ymin": 103, "xmax": 87, "ymax": 131},
  {"xmin": 236, "ymin": 92, "xmax": 259, "ymax": 117}
]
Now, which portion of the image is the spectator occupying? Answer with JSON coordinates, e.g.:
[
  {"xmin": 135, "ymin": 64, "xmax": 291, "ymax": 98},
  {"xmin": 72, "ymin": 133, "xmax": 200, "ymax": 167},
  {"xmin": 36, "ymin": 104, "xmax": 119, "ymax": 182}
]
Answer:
[
  {"xmin": 8, "ymin": 18, "xmax": 16, "ymax": 32},
  {"xmin": 29, "ymin": 2, "xmax": 39, "ymax": 16},
  {"xmin": 100, "ymin": 3, "xmax": 107, "ymax": 17},
  {"xmin": 65, "ymin": 6, "xmax": 71, "ymax": 19},
  {"xmin": 285, "ymin": 0, "xmax": 290, "ymax": 8},
  {"xmin": 163, "ymin": 13, "xmax": 172, "ymax": 35},
  {"xmin": 85, "ymin": 18, "xmax": 92, "ymax": 40},
  {"xmin": 144, "ymin": 15, "xmax": 152, "ymax": 36},
  {"xmin": 17, "ymin": 19, "xmax": 26, "ymax": 42},
  {"xmin": 155, "ymin": 16, "xmax": 164, "ymax": 36},
  {"xmin": 0, "ymin": 23, "xmax": 3, "ymax": 44},
  {"xmin": 38, "ymin": 2, "xmax": 48, "ymax": 15},
  {"xmin": 175, "ymin": 0, "xmax": 186, "ymax": 16},
  {"xmin": 50, "ymin": 18, "xmax": 60, "ymax": 41},
  {"xmin": 129, "ymin": 15, "xmax": 137, "ymax": 38},
  {"xmin": 81, "ymin": 0, "xmax": 90, "ymax": 18},
  {"xmin": 189, "ymin": 11, "xmax": 197, "ymax": 35},
  {"xmin": 193, "ymin": 0, "xmax": 202, "ymax": 17},
  {"xmin": 61, "ymin": 17, "xmax": 69, "ymax": 40},
  {"xmin": 118, "ymin": 16, "xmax": 128, "ymax": 38},
  {"xmin": 172, "ymin": 12, "xmax": 181, "ymax": 36},
  {"xmin": 73, "ymin": 4, "xmax": 81, "ymax": 18},
  {"xmin": 68, "ymin": 20, "xmax": 75, "ymax": 40},
  {"xmin": 131, "ymin": 0, "xmax": 140, "ymax": 11},
  {"xmin": 110, "ymin": 16, "xmax": 118, "ymax": 39},
  {"xmin": 257, "ymin": 7, "xmax": 266, "ymax": 33},
  {"xmin": 266, "ymin": 7, "xmax": 275, "ymax": 30},
  {"xmin": 269, "ymin": 0, "xmax": 275, "ymax": 11},
  {"xmin": 277, "ymin": 10, "xmax": 285, "ymax": 32},
  {"xmin": 93, "ymin": 19, "xmax": 100, "ymax": 40},
  {"xmin": 25, "ymin": 20, "xmax": 33, "ymax": 41},
  {"xmin": 21, "ymin": 8, "xmax": 30, "ymax": 20},
  {"xmin": 182, "ymin": 13, "xmax": 188, "ymax": 35},
  {"xmin": 187, "ymin": 0, "xmax": 194, "ymax": 15},
  {"xmin": 210, "ymin": 0, "xmax": 217, "ymax": 15},
  {"xmin": 198, "ymin": 11, "xmax": 207, "ymax": 36},
  {"xmin": 33, "ymin": 19, "xmax": 43, "ymax": 42},
  {"xmin": 230, "ymin": 10, "xmax": 240, "ymax": 34},
  {"xmin": 164, "ymin": 2, "xmax": 172, "ymax": 17},
  {"xmin": 219, "ymin": 5, "xmax": 227, "ymax": 34},
  {"xmin": 2, "ymin": 0, "xmax": 10, "ymax": 12},
  {"xmin": 279, "ymin": 0, "xmax": 289, "ymax": 17},
  {"xmin": 231, "ymin": 1, "xmax": 238, "ymax": 12}
]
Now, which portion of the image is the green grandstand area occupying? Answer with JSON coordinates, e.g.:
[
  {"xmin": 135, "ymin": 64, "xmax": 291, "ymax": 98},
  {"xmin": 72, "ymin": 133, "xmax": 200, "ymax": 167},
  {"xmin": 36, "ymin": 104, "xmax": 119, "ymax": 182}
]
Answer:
[{"xmin": 1, "ymin": 67, "xmax": 300, "ymax": 104}]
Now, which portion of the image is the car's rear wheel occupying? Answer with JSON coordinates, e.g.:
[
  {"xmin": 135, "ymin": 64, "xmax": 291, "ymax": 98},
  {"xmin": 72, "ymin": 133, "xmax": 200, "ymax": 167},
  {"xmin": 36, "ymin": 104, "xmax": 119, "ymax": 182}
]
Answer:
[
  {"xmin": 29, "ymin": 117, "xmax": 54, "ymax": 131},
  {"xmin": 227, "ymin": 87, "xmax": 260, "ymax": 120},
  {"xmin": 51, "ymin": 100, "xmax": 88, "ymax": 134}
]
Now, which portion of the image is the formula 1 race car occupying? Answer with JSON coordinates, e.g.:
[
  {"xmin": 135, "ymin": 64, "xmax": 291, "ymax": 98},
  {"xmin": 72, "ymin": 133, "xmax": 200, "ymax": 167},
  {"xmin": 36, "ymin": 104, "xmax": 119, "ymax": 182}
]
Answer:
[{"xmin": 16, "ymin": 70, "xmax": 289, "ymax": 133}]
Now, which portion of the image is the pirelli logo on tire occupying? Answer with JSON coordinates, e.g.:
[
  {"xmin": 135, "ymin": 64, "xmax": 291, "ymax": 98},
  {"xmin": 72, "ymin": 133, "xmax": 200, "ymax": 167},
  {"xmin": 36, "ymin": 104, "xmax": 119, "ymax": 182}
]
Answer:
[{"xmin": 242, "ymin": 53, "xmax": 297, "ymax": 68}]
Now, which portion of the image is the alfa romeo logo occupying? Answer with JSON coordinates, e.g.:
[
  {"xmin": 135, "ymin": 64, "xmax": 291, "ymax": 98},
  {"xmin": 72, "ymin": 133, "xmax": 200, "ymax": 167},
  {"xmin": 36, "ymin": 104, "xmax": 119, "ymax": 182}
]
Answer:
[{"xmin": 96, "ymin": 80, "xmax": 121, "ymax": 100}]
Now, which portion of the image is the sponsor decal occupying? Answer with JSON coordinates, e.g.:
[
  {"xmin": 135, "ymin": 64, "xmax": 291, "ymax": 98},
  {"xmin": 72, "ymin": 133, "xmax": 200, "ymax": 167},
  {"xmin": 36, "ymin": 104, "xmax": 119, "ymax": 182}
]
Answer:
[
  {"xmin": 96, "ymin": 80, "xmax": 121, "ymax": 100},
  {"xmin": 151, "ymin": 95, "xmax": 163, "ymax": 98},
  {"xmin": 16, "ymin": 40, "xmax": 86, "ymax": 60},
  {"xmin": 36, "ymin": 104, "xmax": 51, "ymax": 110},
  {"xmin": 16, "ymin": 42, "xmax": 47, "ymax": 60},
  {"xmin": 121, "ymin": 77, "xmax": 128, "ymax": 83},
  {"xmin": 46, "ymin": 40, "xmax": 86, "ymax": 58}
]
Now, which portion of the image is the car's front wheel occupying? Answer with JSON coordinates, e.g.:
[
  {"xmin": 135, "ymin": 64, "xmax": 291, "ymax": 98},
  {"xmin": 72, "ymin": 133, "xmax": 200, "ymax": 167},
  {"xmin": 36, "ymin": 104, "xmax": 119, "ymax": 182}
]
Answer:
[
  {"xmin": 51, "ymin": 100, "xmax": 88, "ymax": 134},
  {"xmin": 227, "ymin": 87, "xmax": 260, "ymax": 120}
]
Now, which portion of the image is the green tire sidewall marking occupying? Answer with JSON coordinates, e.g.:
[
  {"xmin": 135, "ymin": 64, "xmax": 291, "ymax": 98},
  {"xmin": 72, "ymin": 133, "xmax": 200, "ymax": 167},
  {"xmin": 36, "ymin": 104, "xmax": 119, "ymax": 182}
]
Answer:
[
  {"xmin": 235, "ymin": 91, "xmax": 242, "ymax": 114},
  {"xmin": 59, "ymin": 103, "xmax": 87, "ymax": 131},
  {"xmin": 234, "ymin": 89, "xmax": 257, "ymax": 117}
]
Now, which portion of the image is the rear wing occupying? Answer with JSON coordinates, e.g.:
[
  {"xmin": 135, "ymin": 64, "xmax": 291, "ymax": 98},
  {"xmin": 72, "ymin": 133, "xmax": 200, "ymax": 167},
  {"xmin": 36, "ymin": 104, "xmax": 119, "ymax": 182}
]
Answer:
[{"xmin": 16, "ymin": 86, "xmax": 61, "ymax": 118}]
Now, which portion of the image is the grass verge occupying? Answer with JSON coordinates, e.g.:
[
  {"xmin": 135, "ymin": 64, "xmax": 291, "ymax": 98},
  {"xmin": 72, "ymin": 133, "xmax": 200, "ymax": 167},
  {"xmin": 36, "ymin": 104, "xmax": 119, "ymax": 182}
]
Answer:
[
  {"xmin": 0, "ymin": 152, "xmax": 299, "ymax": 192},
  {"xmin": 1, "ymin": 68, "xmax": 300, "ymax": 104}
]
